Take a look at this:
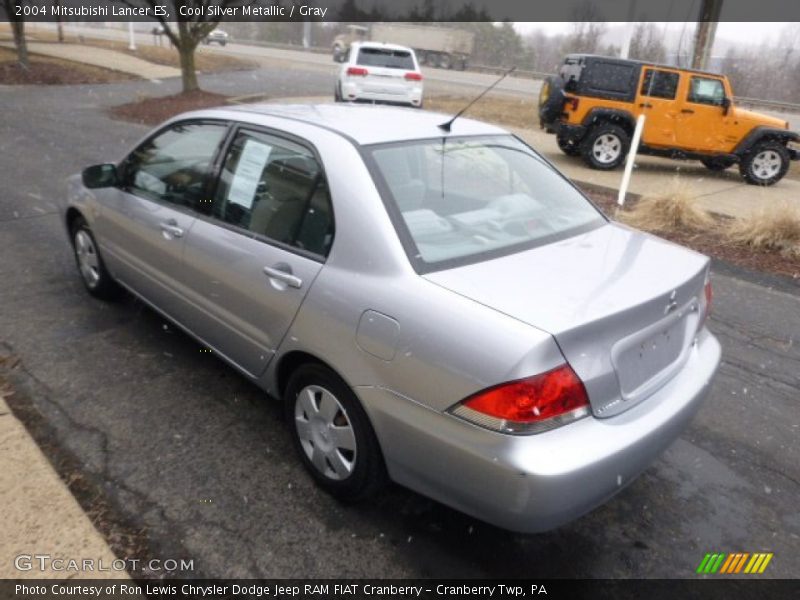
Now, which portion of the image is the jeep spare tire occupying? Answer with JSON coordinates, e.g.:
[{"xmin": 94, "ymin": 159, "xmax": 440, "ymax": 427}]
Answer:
[{"xmin": 539, "ymin": 76, "xmax": 566, "ymax": 125}]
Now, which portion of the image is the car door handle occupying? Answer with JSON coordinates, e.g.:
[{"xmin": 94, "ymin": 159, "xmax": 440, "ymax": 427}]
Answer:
[
  {"xmin": 681, "ymin": 108, "xmax": 695, "ymax": 114},
  {"xmin": 159, "ymin": 221, "xmax": 184, "ymax": 238},
  {"xmin": 639, "ymin": 102, "xmax": 653, "ymax": 108},
  {"xmin": 263, "ymin": 266, "xmax": 302, "ymax": 289}
]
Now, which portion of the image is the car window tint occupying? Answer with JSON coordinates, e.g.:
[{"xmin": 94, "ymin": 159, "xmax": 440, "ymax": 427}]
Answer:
[
  {"xmin": 369, "ymin": 136, "xmax": 604, "ymax": 268},
  {"xmin": 213, "ymin": 131, "xmax": 334, "ymax": 257},
  {"xmin": 357, "ymin": 48, "xmax": 414, "ymax": 70},
  {"xmin": 641, "ymin": 69, "xmax": 679, "ymax": 99},
  {"xmin": 123, "ymin": 122, "xmax": 227, "ymax": 209},
  {"xmin": 688, "ymin": 77, "xmax": 725, "ymax": 106}
]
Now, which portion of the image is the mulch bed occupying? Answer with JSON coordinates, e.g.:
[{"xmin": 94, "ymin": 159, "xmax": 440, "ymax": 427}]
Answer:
[
  {"xmin": 580, "ymin": 184, "xmax": 800, "ymax": 281},
  {"xmin": 108, "ymin": 90, "xmax": 230, "ymax": 125}
]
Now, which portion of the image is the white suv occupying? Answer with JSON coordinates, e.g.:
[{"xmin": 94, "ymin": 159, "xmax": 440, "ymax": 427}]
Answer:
[{"xmin": 335, "ymin": 42, "xmax": 423, "ymax": 108}]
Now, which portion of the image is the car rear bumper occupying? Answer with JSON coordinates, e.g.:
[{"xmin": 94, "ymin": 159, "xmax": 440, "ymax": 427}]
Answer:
[
  {"xmin": 342, "ymin": 81, "xmax": 423, "ymax": 107},
  {"xmin": 356, "ymin": 329, "xmax": 721, "ymax": 533}
]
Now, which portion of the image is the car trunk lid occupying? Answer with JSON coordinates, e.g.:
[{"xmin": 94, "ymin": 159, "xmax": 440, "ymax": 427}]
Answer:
[{"xmin": 423, "ymin": 223, "xmax": 709, "ymax": 418}]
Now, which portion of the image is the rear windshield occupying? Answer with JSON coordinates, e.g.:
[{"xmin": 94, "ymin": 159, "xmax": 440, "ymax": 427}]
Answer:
[
  {"xmin": 357, "ymin": 48, "xmax": 415, "ymax": 70},
  {"xmin": 366, "ymin": 135, "xmax": 605, "ymax": 272}
]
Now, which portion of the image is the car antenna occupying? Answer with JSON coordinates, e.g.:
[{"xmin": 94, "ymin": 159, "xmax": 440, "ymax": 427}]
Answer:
[{"xmin": 438, "ymin": 66, "xmax": 516, "ymax": 133}]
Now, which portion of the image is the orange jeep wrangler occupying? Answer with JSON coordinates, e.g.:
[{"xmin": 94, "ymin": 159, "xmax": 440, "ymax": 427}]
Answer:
[{"xmin": 539, "ymin": 54, "xmax": 800, "ymax": 185}]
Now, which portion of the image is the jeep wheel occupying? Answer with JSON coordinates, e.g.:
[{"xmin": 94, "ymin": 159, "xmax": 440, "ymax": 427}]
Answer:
[
  {"xmin": 739, "ymin": 142, "xmax": 790, "ymax": 186},
  {"xmin": 701, "ymin": 157, "xmax": 735, "ymax": 172},
  {"xmin": 538, "ymin": 76, "xmax": 566, "ymax": 125},
  {"xmin": 557, "ymin": 132, "xmax": 581, "ymax": 157},
  {"xmin": 582, "ymin": 124, "xmax": 629, "ymax": 170}
]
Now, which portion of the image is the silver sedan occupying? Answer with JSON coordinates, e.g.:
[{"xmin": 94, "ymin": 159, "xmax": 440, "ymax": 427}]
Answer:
[{"xmin": 63, "ymin": 104, "xmax": 720, "ymax": 532}]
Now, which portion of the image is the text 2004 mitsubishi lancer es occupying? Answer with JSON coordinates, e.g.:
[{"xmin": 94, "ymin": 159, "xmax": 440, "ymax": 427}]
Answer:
[{"xmin": 63, "ymin": 104, "xmax": 720, "ymax": 532}]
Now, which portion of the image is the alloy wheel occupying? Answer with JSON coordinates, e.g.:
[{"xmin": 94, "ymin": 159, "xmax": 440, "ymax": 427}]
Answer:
[
  {"xmin": 592, "ymin": 133, "xmax": 622, "ymax": 165},
  {"xmin": 74, "ymin": 230, "xmax": 100, "ymax": 289}
]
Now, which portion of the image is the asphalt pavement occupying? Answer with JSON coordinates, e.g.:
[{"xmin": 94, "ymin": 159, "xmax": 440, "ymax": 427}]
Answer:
[{"xmin": 1, "ymin": 76, "xmax": 799, "ymax": 579}]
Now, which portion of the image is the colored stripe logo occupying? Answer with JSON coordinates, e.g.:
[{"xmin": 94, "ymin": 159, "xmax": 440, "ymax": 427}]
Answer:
[{"xmin": 696, "ymin": 552, "xmax": 773, "ymax": 574}]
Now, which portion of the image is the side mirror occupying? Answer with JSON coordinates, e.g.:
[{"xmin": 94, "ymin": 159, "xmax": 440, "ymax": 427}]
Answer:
[
  {"xmin": 721, "ymin": 96, "xmax": 731, "ymax": 115},
  {"xmin": 82, "ymin": 164, "xmax": 118, "ymax": 189}
]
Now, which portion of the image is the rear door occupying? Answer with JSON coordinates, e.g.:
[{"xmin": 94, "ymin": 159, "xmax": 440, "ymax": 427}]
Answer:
[
  {"xmin": 357, "ymin": 46, "xmax": 416, "ymax": 97},
  {"xmin": 97, "ymin": 120, "xmax": 229, "ymax": 318},
  {"xmin": 637, "ymin": 68, "xmax": 681, "ymax": 148},
  {"xmin": 180, "ymin": 128, "xmax": 335, "ymax": 376}
]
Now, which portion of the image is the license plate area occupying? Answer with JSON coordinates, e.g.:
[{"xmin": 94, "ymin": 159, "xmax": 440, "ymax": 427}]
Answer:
[{"xmin": 611, "ymin": 300, "xmax": 700, "ymax": 402}]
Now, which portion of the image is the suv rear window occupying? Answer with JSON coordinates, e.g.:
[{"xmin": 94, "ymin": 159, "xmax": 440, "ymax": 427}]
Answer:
[
  {"xmin": 575, "ymin": 60, "xmax": 639, "ymax": 101},
  {"xmin": 357, "ymin": 48, "xmax": 415, "ymax": 70}
]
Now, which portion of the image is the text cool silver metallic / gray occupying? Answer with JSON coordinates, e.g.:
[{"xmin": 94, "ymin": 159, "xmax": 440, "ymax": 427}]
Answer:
[{"xmin": 63, "ymin": 104, "xmax": 720, "ymax": 532}]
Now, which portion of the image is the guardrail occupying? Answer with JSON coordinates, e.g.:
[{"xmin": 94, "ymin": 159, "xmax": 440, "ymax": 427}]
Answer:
[{"xmin": 733, "ymin": 97, "xmax": 800, "ymax": 113}]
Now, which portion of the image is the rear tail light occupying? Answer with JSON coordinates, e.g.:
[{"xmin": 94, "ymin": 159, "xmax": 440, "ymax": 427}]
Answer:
[
  {"xmin": 404, "ymin": 72, "xmax": 423, "ymax": 81},
  {"xmin": 346, "ymin": 66, "xmax": 369, "ymax": 77},
  {"xmin": 450, "ymin": 365, "xmax": 590, "ymax": 434},
  {"xmin": 566, "ymin": 96, "xmax": 579, "ymax": 111}
]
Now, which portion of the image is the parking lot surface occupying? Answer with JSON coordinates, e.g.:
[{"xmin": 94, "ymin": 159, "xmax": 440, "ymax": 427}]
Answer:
[{"xmin": 1, "ymin": 78, "xmax": 799, "ymax": 578}]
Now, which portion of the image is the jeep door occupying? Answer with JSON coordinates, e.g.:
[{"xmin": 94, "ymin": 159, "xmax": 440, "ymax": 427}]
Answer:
[
  {"xmin": 636, "ymin": 68, "xmax": 681, "ymax": 148},
  {"xmin": 96, "ymin": 120, "xmax": 229, "ymax": 319},
  {"xmin": 178, "ymin": 128, "xmax": 334, "ymax": 377},
  {"xmin": 675, "ymin": 75, "xmax": 735, "ymax": 152}
]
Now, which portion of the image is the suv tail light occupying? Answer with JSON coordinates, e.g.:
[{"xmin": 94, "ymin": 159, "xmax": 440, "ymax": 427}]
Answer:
[
  {"xmin": 450, "ymin": 365, "xmax": 590, "ymax": 434},
  {"xmin": 404, "ymin": 72, "xmax": 423, "ymax": 81},
  {"xmin": 347, "ymin": 67, "xmax": 369, "ymax": 77},
  {"xmin": 566, "ymin": 96, "xmax": 579, "ymax": 111}
]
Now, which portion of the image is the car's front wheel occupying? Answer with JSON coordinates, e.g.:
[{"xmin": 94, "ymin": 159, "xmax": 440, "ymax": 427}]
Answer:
[
  {"xmin": 581, "ymin": 124, "xmax": 630, "ymax": 170},
  {"xmin": 285, "ymin": 363, "xmax": 386, "ymax": 501},
  {"xmin": 739, "ymin": 141, "xmax": 790, "ymax": 186},
  {"xmin": 71, "ymin": 217, "xmax": 121, "ymax": 300}
]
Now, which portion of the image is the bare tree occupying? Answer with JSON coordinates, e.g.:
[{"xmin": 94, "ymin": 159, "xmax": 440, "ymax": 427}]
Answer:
[
  {"xmin": 563, "ymin": 3, "xmax": 607, "ymax": 55},
  {"xmin": 2, "ymin": 0, "xmax": 29, "ymax": 69},
  {"xmin": 118, "ymin": 0, "xmax": 251, "ymax": 93},
  {"xmin": 629, "ymin": 23, "xmax": 666, "ymax": 63}
]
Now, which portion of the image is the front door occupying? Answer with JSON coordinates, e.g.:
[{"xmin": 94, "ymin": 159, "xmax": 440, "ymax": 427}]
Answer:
[
  {"xmin": 180, "ymin": 128, "xmax": 335, "ymax": 376},
  {"xmin": 96, "ymin": 120, "xmax": 229, "ymax": 319},
  {"xmin": 675, "ymin": 75, "xmax": 734, "ymax": 152},
  {"xmin": 636, "ymin": 68, "xmax": 681, "ymax": 148}
]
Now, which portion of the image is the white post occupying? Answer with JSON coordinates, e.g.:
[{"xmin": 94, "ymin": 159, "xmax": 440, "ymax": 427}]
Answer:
[
  {"xmin": 617, "ymin": 114, "xmax": 646, "ymax": 207},
  {"xmin": 128, "ymin": 22, "xmax": 137, "ymax": 52}
]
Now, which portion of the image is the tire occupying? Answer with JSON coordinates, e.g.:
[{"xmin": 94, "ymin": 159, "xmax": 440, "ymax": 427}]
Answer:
[
  {"xmin": 701, "ymin": 157, "xmax": 735, "ymax": 171},
  {"xmin": 739, "ymin": 141, "xmax": 790, "ymax": 186},
  {"xmin": 581, "ymin": 123, "xmax": 630, "ymax": 170},
  {"xmin": 70, "ymin": 217, "xmax": 121, "ymax": 300},
  {"xmin": 220, "ymin": 41, "xmax": 226, "ymax": 47},
  {"xmin": 334, "ymin": 82, "xmax": 342, "ymax": 102},
  {"xmin": 538, "ymin": 75, "xmax": 566, "ymax": 125},
  {"xmin": 557, "ymin": 132, "xmax": 581, "ymax": 156},
  {"xmin": 285, "ymin": 363, "xmax": 386, "ymax": 501}
]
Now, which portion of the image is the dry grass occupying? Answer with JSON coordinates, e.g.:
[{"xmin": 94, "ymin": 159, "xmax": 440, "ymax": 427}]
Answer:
[
  {"xmin": 0, "ymin": 46, "xmax": 135, "ymax": 84},
  {"xmin": 727, "ymin": 202, "xmax": 800, "ymax": 258},
  {"xmin": 425, "ymin": 94, "xmax": 537, "ymax": 129},
  {"xmin": 618, "ymin": 179, "xmax": 715, "ymax": 233},
  {"xmin": 21, "ymin": 29, "xmax": 258, "ymax": 73}
]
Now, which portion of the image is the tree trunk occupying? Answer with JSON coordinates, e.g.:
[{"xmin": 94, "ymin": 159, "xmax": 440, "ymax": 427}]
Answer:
[
  {"xmin": 4, "ymin": 0, "xmax": 29, "ymax": 69},
  {"xmin": 178, "ymin": 42, "xmax": 199, "ymax": 93}
]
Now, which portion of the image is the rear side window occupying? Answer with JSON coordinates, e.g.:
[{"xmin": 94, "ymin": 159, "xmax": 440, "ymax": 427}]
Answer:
[
  {"xmin": 212, "ymin": 130, "xmax": 334, "ymax": 257},
  {"xmin": 688, "ymin": 77, "xmax": 725, "ymax": 106},
  {"xmin": 640, "ymin": 69, "xmax": 679, "ymax": 99},
  {"xmin": 582, "ymin": 61, "xmax": 637, "ymax": 96},
  {"xmin": 357, "ymin": 47, "xmax": 415, "ymax": 70}
]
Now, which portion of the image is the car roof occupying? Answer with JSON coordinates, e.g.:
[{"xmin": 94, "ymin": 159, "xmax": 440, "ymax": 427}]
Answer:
[
  {"xmin": 352, "ymin": 40, "xmax": 416, "ymax": 53},
  {"xmin": 223, "ymin": 103, "xmax": 508, "ymax": 146}
]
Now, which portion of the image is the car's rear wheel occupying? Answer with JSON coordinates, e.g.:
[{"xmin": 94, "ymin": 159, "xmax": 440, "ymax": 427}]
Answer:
[
  {"xmin": 285, "ymin": 363, "xmax": 386, "ymax": 501},
  {"xmin": 71, "ymin": 217, "xmax": 121, "ymax": 300},
  {"xmin": 581, "ymin": 124, "xmax": 630, "ymax": 170},
  {"xmin": 701, "ymin": 157, "xmax": 735, "ymax": 171},
  {"xmin": 334, "ymin": 82, "xmax": 342, "ymax": 102},
  {"xmin": 557, "ymin": 132, "xmax": 581, "ymax": 156},
  {"xmin": 739, "ymin": 141, "xmax": 790, "ymax": 186}
]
